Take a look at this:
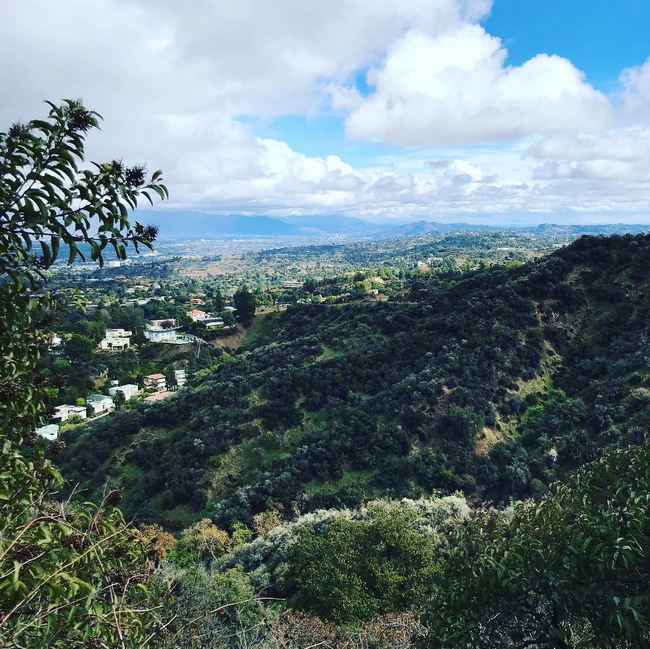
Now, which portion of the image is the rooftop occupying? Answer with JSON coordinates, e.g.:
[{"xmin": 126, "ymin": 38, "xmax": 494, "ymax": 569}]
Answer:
[{"xmin": 144, "ymin": 391, "xmax": 174, "ymax": 402}]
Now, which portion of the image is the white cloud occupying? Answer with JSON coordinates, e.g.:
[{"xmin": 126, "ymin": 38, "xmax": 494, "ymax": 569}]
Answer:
[
  {"xmin": 0, "ymin": 0, "xmax": 649, "ymax": 223},
  {"xmin": 0, "ymin": 0, "xmax": 499, "ymax": 212},
  {"xmin": 345, "ymin": 25, "xmax": 613, "ymax": 145},
  {"xmin": 620, "ymin": 58, "xmax": 650, "ymax": 118},
  {"xmin": 531, "ymin": 128, "xmax": 650, "ymax": 182}
]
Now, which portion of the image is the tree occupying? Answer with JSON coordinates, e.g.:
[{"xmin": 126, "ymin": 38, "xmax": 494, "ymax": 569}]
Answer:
[
  {"xmin": 0, "ymin": 100, "xmax": 169, "ymax": 647},
  {"xmin": 285, "ymin": 506, "xmax": 436, "ymax": 625},
  {"xmin": 222, "ymin": 310, "xmax": 236, "ymax": 327},
  {"xmin": 212, "ymin": 287, "xmax": 225, "ymax": 312},
  {"xmin": 424, "ymin": 440, "xmax": 650, "ymax": 648},
  {"xmin": 113, "ymin": 388, "xmax": 126, "ymax": 410},
  {"xmin": 64, "ymin": 333, "xmax": 95, "ymax": 364},
  {"xmin": 233, "ymin": 286, "xmax": 256, "ymax": 324}
]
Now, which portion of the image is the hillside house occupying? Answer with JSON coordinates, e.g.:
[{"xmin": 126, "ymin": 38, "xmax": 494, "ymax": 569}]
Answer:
[
  {"xmin": 87, "ymin": 394, "xmax": 115, "ymax": 416},
  {"xmin": 108, "ymin": 383, "xmax": 139, "ymax": 401},
  {"xmin": 53, "ymin": 404, "xmax": 87, "ymax": 422},
  {"xmin": 144, "ymin": 391, "xmax": 173, "ymax": 402},
  {"xmin": 35, "ymin": 424, "xmax": 59, "ymax": 440},
  {"xmin": 99, "ymin": 328, "xmax": 132, "ymax": 351},
  {"xmin": 144, "ymin": 319, "xmax": 180, "ymax": 343},
  {"xmin": 205, "ymin": 318, "xmax": 225, "ymax": 328},
  {"xmin": 174, "ymin": 369, "xmax": 187, "ymax": 387},
  {"xmin": 148, "ymin": 318, "xmax": 176, "ymax": 328},
  {"xmin": 187, "ymin": 308, "xmax": 211, "ymax": 322},
  {"xmin": 144, "ymin": 373, "xmax": 167, "ymax": 392}
]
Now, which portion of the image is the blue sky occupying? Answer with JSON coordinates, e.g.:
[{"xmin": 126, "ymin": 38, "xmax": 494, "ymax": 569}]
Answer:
[
  {"xmin": 3, "ymin": 0, "xmax": 650, "ymax": 224},
  {"xmin": 486, "ymin": 0, "xmax": 650, "ymax": 88}
]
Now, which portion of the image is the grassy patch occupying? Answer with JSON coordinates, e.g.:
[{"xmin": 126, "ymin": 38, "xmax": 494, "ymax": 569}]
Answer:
[{"xmin": 305, "ymin": 469, "xmax": 378, "ymax": 498}]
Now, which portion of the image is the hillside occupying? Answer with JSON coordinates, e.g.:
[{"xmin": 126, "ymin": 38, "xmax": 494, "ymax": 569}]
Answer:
[{"xmin": 57, "ymin": 234, "xmax": 650, "ymax": 530}]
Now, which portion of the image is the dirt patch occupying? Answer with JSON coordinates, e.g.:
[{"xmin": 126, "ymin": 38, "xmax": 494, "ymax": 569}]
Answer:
[
  {"xmin": 210, "ymin": 325, "xmax": 248, "ymax": 351},
  {"xmin": 210, "ymin": 306, "xmax": 285, "ymax": 351},
  {"xmin": 475, "ymin": 425, "xmax": 502, "ymax": 456}
]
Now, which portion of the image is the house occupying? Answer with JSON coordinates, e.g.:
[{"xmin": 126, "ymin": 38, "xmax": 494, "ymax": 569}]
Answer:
[
  {"xmin": 174, "ymin": 369, "xmax": 187, "ymax": 387},
  {"xmin": 205, "ymin": 319, "xmax": 225, "ymax": 329},
  {"xmin": 190, "ymin": 297, "xmax": 205, "ymax": 305},
  {"xmin": 144, "ymin": 319, "xmax": 180, "ymax": 343},
  {"xmin": 224, "ymin": 306, "xmax": 236, "ymax": 312},
  {"xmin": 53, "ymin": 404, "xmax": 87, "ymax": 422},
  {"xmin": 48, "ymin": 334, "xmax": 62, "ymax": 348},
  {"xmin": 87, "ymin": 394, "xmax": 115, "ymax": 416},
  {"xmin": 144, "ymin": 391, "xmax": 174, "ymax": 402},
  {"xmin": 35, "ymin": 424, "xmax": 59, "ymax": 440},
  {"xmin": 149, "ymin": 319, "xmax": 176, "ymax": 328},
  {"xmin": 108, "ymin": 383, "xmax": 139, "ymax": 401},
  {"xmin": 187, "ymin": 308, "xmax": 210, "ymax": 322},
  {"xmin": 99, "ymin": 328, "xmax": 132, "ymax": 351},
  {"xmin": 144, "ymin": 327, "xmax": 178, "ymax": 343},
  {"xmin": 144, "ymin": 373, "xmax": 167, "ymax": 392},
  {"xmin": 106, "ymin": 328, "xmax": 132, "ymax": 338}
]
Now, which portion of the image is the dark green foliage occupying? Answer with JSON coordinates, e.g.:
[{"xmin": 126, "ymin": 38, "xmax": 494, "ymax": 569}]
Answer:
[
  {"xmin": 285, "ymin": 507, "xmax": 436, "ymax": 624},
  {"xmin": 58, "ymin": 234, "xmax": 650, "ymax": 533},
  {"xmin": 0, "ymin": 101, "xmax": 169, "ymax": 648},
  {"xmin": 424, "ymin": 438, "xmax": 650, "ymax": 648},
  {"xmin": 234, "ymin": 285, "xmax": 256, "ymax": 323}
]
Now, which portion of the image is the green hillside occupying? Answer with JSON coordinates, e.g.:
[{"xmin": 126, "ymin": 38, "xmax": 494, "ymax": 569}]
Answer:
[{"xmin": 57, "ymin": 234, "xmax": 650, "ymax": 531}]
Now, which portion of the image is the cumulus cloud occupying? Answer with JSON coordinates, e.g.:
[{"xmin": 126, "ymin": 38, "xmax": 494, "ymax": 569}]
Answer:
[
  {"xmin": 620, "ymin": 58, "xmax": 650, "ymax": 118},
  {"xmin": 0, "ymin": 0, "xmax": 649, "ymax": 222},
  {"xmin": 530, "ymin": 128, "xmax": 650, "ymax": 182},
  {"xmin": 0, "ymin": 0, "xmax": 500, "ymax": 214},
  {"xmin": 345, "ymin": 25, "xmax": 613, "ymax": 145}
]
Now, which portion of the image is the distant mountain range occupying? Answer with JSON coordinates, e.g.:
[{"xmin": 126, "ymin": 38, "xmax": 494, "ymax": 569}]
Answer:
[{"xmin": 139, "ymin": 210, "xmax": 650, "ymax": 240}]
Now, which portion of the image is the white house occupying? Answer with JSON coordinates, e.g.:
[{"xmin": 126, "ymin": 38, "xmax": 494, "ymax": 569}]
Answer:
[
  {"xmin": 99, "ymin": 328, "xmax": 132, "ymax": 351},
  {"xmin": 35, "ymin": 424, "xmax": 59, "ymax": 440},
  {"xmin": 144, "ymin": 327, "xmax": 178, "ymax": 343},
  {"xmin": 144, "ymin": 319, "xmax": 180, "ymax": 343},
  {"xmin": 87, "ymin": 394, "xmax": 115, "ymax": 416},
  {"xmin": 174, "ymin": 369, "xmax": 187, "ymax": 387},
  {"xmin": 108, "ymin": 383, "xmax": 139, "ymax": 401},
  {"xmin": 54, "ymin": 404, "xmax": 87, "ymax": 422},
  {"xmin": 205, "ymin": 319, "xmax": 225, "ymax": 329}
]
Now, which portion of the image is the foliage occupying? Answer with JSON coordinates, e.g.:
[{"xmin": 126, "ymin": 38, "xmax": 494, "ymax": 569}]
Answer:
[
  {"xmin": 169, "ymin": 518, "xmax": 232, "ymax": 566},
  {"xmin": 233, "ymin": 285, "xmax": 256, "ymax": 324},
  {"xmin": 0, "ymin": 100, "xmax": 168, "ymax": 647},
  {"xmin": 0, "ymin": 461, "xmax": 161, "ymax": 648},
  {"xmin": 59, "ymin": 234, "xmax": 650, "ymax": 532},
  {"xmin": 424, "ymin": 439, "xmax": 650, "ymax": 648},
  {"xmin": 154, "ymin": 562, "xmax": 272, "ymax": 649},
  {"xmin": 285, "ymin": 506, "xmax": 438, "ymax": 624}
]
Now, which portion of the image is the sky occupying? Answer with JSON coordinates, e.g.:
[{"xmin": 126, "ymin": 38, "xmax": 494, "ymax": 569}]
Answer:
[{"xmin": 2, "ymin": 0, "xmax": 650, "ymax": 225}]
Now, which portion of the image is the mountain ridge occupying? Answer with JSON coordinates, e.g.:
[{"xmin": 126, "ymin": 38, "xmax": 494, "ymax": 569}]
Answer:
[{"xmin": 139, "ymin": 210, "xmax": 650, "ymax": 239}]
